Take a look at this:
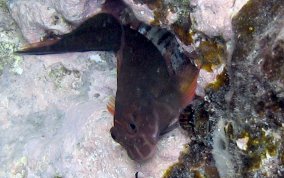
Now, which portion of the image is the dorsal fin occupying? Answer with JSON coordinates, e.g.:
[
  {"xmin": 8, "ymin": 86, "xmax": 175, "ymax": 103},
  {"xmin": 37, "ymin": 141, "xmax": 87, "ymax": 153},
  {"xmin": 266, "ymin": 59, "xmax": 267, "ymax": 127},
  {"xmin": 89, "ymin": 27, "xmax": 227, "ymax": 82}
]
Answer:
[{"xmin": 15, "ymin": 13, "xmax": 123, "ymax": 55}]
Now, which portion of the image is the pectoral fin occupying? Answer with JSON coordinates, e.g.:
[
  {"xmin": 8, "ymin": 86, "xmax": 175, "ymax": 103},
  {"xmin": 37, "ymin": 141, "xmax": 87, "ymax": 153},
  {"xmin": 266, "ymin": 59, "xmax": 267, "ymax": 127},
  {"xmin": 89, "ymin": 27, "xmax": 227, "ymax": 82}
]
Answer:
[
  {"xmin": 159, "ymin": 120, "xmax": 179, "ymax": 136},
  {"xmin": 107, "ymin": 96, "xmax": 116, "ymax": 116},
  {"xmin": 15, "ymin": 13, "xmax": 122, "ymax": 55}
]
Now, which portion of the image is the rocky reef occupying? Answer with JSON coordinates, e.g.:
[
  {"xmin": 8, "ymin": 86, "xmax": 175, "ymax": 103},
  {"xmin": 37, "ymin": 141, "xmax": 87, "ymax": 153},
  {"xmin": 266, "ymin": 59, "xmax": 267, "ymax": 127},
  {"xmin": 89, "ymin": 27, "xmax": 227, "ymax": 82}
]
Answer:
[
  {"xmin": 164, "ymin": 0, "xmax": 284, "ymax": 177},
  {"xmin": 228, "ymin": 0, "xmax": 284, "ymax": 176},
  {"xmin": 0, "ymin": 0, "xmax": 283, "ymax": 177}
]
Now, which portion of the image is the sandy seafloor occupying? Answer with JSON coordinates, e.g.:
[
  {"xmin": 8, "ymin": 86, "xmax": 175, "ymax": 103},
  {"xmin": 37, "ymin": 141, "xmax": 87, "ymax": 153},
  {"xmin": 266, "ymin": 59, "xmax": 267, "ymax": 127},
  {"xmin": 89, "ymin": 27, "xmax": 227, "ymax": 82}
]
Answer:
[{"xmin": 0, "ymin": 0, "xmax": 248, "ymax": 177}]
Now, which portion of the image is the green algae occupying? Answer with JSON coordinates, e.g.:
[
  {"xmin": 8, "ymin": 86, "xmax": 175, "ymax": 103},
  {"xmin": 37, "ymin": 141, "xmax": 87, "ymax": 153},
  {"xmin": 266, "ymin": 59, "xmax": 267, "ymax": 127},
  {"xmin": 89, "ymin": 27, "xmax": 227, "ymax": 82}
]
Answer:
[
  {"xmin": 206, "ymin": 70, "xmax": 229, "ymax": 91},
  {"xmin": 0, "ymin": 27, "xmax": 23, "ymax": 75},
  {"xmin": 171, "ymin": 25, "xmax": 226, "ymax": 72},
  {"xmin": 170, "ymin": 21, "xmax": 226, "ymax": 71},
  {"xmin": 0, "ymin": 0, "xmax": 7, "ymax": 9},
  {"xmin": 48, "ymin": 63, "xmax": 81, "ymax": 89},
  {"xmin": 144, "ymin": 0, "xmax": 227, "ymax": 72},
  {"xmin": 197, "ymin": 39, "xmax": 226, "ymax": 72},
  {"xmin": 0, "ymin": 0, "xmax": 23, "ymax": 76},
  {"xmin": 163, "ymin": 140, "xmax": 220, "ymax": 178},
  {"xmin": 163, "ymin": 162, "xmax": 191, "ymax": 178},
  {"xmin": 171, "ymin": 22, "xmax": 193, "ymax": 46},
  {"xmin": 48, "ymin": 65, "xmax": 72, "ymax": 80},
  {"xmin": 236, "ymin": 129, "xmax": 279, "ymax": 172},
  {"xmin": 163, "ymin": 161, "xmax": 219, "ymax": 178},
  {"xmin": 224, "ymin": 120, "xmax": 281, "ymax": 174},
  {"xmin": 0, "ymin": 41, "xmax": 22, "ymax": 75},
  {"xmin": 54, "ymin": 175, "xmax": 63, "ymax": 178},
  {"xmin": 172, "ymin": 25, "xmax": 226, "ymax": 72},
  {"xmin": 147, "ymin": 0, "xmax": 191, "ymax": 26}
]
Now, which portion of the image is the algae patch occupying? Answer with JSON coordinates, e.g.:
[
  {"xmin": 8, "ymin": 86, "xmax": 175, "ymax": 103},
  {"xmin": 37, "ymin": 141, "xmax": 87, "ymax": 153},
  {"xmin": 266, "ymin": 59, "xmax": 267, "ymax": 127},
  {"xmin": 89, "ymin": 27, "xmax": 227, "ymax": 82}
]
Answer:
[
  {"xmin": 48, "ymin": 62, "xmax": 81, "ymax": 90},
  {"xmin": 0, "ymin": 40, "xmax": 22, "ymax": 75},
  {"xmin": 148, "ymin": 0, "xmax": 191, "ymax": 26},
  {"xmin": 0, "ymin": 0, "xmax": 23, "ymax": 75}
]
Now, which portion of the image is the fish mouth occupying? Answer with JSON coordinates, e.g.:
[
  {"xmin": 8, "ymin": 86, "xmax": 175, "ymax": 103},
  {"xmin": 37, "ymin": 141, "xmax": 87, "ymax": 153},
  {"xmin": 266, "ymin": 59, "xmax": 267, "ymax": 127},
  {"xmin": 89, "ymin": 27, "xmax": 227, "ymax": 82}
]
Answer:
[
  {"xmin": 126, "ymin": 136, "xmax": 157, "ymax": 162},
  {"xmin": 127, "ymin": 145, "xmax": 157, "ymax": 162}
]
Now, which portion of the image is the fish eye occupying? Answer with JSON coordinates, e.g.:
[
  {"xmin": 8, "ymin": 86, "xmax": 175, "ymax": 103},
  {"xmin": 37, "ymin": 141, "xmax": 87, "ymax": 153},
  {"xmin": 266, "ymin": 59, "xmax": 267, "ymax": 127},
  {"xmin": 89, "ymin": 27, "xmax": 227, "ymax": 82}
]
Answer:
[
  {"xmin": 129, "ymin": 123, "xmax": 136, "ymax": 130},
  {"xmin": 128, "ymin": 122, "xmax": 137, "ymax": 134}
]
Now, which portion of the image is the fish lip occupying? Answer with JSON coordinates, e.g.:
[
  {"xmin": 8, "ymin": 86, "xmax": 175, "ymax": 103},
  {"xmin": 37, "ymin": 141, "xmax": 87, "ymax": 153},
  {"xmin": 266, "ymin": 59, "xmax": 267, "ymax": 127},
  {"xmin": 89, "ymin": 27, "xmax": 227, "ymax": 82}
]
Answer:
[
  {"xmin": 126, "ymin": 133, "xmax": 158, "ymax": 162},
  {"xmin": 127, "ymin": 144, "xmax": 157, "ymax": 162}
]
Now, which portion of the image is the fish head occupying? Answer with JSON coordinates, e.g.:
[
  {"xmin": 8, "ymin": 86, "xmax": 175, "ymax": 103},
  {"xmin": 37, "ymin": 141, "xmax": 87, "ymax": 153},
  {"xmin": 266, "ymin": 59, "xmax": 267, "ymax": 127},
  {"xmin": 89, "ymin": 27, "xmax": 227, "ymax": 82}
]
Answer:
[{"xmin": 110, "ymin": 101, "xmax": 161, "ymax": 162}]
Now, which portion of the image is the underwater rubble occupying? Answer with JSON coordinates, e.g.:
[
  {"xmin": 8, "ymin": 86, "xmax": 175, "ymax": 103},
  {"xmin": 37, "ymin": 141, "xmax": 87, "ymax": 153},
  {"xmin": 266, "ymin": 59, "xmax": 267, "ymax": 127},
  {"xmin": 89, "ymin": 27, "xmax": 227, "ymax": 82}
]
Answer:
[{"xmin": 1, "ymin": 0, "xmax": 283, "ymax": 177}]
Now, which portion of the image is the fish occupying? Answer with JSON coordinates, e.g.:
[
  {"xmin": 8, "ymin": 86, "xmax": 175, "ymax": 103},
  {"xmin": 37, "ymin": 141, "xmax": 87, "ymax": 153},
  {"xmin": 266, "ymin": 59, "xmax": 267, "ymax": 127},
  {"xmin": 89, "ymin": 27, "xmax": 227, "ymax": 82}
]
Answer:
[
  {"xmin": 108, "ymin": 22, "xmax": 199, "ymax": 161},
  {"xmin": 16, "ymin": 9, "xmax": 199, "ymax": 162}
]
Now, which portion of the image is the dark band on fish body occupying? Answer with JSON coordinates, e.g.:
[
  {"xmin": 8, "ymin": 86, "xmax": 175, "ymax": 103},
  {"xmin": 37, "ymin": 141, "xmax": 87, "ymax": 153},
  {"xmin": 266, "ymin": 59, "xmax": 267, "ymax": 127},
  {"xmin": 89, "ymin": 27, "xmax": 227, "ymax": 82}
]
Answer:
[
  {"xmin": 137, "ymin": 23, "xmax": 196, "ymax": 72},
  {"xmin": 157, "ymin": 31, "xmax": 172, "ymax": 45}
]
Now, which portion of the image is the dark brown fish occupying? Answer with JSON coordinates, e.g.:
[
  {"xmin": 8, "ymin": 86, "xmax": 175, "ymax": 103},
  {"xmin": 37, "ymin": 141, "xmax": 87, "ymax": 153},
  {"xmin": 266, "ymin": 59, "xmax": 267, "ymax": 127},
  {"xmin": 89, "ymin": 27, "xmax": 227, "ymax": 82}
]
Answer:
[
  {"xmin": 108, "ymin": 24, "xmax": 199, "ymax": 161},
  {"xmin": 16, "ymin": 12, "xmax": 199, "ymax": 162}
]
